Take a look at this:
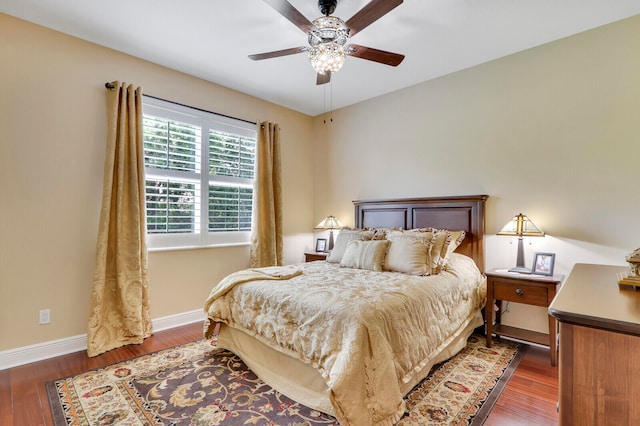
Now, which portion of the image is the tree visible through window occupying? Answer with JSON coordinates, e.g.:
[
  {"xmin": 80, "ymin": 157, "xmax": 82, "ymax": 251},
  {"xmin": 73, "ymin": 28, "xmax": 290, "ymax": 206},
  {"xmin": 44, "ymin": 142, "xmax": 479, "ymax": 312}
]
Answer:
[{"xmin": 142, "ymin": 97, "xmax": 256, "ymax": 249}]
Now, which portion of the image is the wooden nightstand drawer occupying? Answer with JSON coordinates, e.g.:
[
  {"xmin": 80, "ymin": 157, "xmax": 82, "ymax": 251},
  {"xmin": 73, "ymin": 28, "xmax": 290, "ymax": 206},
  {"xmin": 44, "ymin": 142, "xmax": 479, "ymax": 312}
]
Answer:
[
  {"xmin": 304, "ymin": 252, "xmax": 327, "ymax": 262},
  {"xmin": 493, "ymin": 281, "xmax": 548, "ymax": 306}
]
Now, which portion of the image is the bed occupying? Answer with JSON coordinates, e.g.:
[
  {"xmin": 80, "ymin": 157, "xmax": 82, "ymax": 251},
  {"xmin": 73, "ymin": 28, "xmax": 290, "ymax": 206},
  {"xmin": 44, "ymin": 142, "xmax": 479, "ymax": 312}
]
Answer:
[{"xmin": 203, "ymin": 195, "xmax": 488, "ymax": 426}]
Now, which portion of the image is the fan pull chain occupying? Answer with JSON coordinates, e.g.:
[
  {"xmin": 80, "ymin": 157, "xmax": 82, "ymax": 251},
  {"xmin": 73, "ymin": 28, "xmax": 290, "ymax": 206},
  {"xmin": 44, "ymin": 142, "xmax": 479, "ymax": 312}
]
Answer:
[
  {"xmin": 330, "ymin": 81, "xmax": 333, "ymax": 123},
  {"xmin": 323, "ymin": 82, "xmax": 327, "ymax": 123},
  {"xmin": 323, "ymin": 78, "xmax": 333, "ymax": 125}
]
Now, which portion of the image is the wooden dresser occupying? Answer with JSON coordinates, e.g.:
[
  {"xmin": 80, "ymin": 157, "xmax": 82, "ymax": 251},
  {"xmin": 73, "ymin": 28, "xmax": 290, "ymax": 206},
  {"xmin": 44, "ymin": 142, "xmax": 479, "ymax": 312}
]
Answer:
[{"xmin": 549, "ymin": 263, "xmax": 640, "ymax": 425}]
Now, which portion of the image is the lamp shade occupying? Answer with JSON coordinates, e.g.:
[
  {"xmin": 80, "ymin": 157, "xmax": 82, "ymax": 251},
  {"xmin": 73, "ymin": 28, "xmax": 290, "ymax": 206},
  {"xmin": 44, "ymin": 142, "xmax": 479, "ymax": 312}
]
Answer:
[
  {"xmin": 497, "ymin": 213, "xmax": 544, "ymax": 237},
  {"xmin": 498, "ymin": 213, "xmax": 544, "ymax": 273},
  {"xmin": 315, "ymin": 215, "xmax": 344, "ymax": 230}
]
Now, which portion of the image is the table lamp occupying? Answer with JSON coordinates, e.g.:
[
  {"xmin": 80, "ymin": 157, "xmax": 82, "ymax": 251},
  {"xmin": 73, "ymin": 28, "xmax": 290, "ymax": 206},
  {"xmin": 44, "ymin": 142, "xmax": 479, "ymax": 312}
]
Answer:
[
  {"xmin": 315, "ymin": 215, "xmax": 344, "ymax": 251},
  {"xmin": 497, "ymin": 213, "xmax": 544, "ymax": 273}
]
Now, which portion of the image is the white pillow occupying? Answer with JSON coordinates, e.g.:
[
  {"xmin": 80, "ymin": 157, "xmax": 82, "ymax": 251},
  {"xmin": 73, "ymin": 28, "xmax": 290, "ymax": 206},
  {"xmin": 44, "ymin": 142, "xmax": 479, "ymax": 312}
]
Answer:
[
  {"xmin": 340, "ymin": 240, "xmax": 390, "ymax": 272},
  {"xmin": 326, "ymin": 229, "xmax": 374, "ymax": 263}
]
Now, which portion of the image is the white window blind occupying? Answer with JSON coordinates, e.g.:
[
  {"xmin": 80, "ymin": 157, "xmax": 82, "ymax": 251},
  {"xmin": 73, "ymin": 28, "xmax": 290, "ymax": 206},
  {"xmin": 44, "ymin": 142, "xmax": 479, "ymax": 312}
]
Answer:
[{"xmin": 142, "ymin": 97, "xmax": 256, "ymax": 249}]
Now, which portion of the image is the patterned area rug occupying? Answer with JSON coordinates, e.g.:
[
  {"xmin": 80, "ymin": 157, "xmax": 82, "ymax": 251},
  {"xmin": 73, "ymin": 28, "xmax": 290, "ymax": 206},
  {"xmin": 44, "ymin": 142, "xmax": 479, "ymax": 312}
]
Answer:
[{"xmin": 47, "ymin": 335, "xmax": 525, "ymax": 425}]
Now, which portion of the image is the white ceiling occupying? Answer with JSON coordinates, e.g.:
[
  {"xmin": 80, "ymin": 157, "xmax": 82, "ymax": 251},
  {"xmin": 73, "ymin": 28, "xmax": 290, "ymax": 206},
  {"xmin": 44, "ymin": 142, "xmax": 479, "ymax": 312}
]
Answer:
[{"xmin": 3, "ymin": 0, "xmax": 640, "ymax": 116}]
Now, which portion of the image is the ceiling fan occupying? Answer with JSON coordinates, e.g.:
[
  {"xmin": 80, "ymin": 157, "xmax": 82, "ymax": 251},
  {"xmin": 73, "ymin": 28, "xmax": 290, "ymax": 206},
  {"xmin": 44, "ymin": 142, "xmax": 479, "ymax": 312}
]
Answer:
[{"xmin": 249, "ymin": 0, "xmax": 405, "ymax": 85}]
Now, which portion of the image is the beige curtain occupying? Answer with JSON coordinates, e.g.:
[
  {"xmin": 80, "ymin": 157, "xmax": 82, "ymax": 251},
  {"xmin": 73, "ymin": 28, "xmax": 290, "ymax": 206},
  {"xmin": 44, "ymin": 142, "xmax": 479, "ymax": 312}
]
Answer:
[
  {"xmin": 250, "ymin": 122, "xmax": 283, "ymax": 267},
  {"xmin": 87, "ymin": 81, "xmax": 152, "ymax": 357}
]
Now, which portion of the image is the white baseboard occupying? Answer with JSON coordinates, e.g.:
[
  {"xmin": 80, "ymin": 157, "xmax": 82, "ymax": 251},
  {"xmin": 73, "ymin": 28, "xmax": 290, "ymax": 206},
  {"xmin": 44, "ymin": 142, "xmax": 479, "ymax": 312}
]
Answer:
[
  {"xmin": 0, "ymin": 309, "xmax": 205, "ymax": 371},
  {"xmin": 151, "ymin": 309, "xmax": 205, "ymax": 333}
]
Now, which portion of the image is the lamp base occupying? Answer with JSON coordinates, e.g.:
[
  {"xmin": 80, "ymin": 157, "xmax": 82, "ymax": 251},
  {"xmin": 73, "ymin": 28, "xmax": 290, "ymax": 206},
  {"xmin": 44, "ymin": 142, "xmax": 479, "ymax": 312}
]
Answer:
[
  {"xmin": 507, "ymin": 237, "xmax": 530, "ymax": 274},
  {"xmin": 508, "ymin": 266, "xmax": 531, "ymax": 274}
]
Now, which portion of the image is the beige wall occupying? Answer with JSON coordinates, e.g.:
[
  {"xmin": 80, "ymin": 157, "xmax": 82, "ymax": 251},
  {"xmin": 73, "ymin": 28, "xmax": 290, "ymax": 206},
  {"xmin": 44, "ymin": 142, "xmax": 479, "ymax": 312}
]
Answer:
[
  {"xmin": 312, "ymin": 15, "xmax": 640, "ymax": 332},
  {"xmin": 0, "ymin": 14, "xmax": 315, "ymax": 351}
]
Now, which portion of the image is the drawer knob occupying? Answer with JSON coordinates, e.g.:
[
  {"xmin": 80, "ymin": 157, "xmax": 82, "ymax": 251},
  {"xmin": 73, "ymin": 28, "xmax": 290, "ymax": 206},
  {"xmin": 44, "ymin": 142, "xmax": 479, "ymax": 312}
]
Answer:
[{"xmin": 515, "ymin": 288, "xmax": 524, "ymax": 296}]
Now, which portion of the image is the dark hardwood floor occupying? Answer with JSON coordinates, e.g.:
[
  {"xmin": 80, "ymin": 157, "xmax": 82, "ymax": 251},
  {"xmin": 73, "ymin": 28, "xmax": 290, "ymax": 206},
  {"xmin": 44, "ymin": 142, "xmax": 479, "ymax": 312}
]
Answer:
[
  {"xmin": 485, "ymin": 343, "xmax": 559, "ymax": 425},
  {"xmin": 1, "ymin": 323, "xmax": 558, "ymax": 425}
]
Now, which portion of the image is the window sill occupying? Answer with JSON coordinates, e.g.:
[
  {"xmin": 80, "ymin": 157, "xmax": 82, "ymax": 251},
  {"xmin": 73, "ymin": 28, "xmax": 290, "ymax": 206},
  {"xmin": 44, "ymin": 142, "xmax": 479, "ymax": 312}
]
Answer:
[{"xmin": 148, "ymin": 242, "xmax": 250, "ymax": 253}]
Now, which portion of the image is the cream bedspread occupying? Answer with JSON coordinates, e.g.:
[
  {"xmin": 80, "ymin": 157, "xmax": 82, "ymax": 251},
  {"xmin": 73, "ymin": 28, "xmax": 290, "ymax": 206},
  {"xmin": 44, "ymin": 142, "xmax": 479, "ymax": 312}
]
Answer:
[{"xmin": 203, "ymin": 253, "xmax": 486, "ymax": 426}]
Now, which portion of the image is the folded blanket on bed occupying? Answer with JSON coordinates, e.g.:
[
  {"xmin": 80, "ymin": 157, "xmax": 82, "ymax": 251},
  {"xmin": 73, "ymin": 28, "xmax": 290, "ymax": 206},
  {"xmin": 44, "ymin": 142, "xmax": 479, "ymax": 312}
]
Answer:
[{"xmin": 203, "ymin": 264, "xmax": 302, "ymax": 338}]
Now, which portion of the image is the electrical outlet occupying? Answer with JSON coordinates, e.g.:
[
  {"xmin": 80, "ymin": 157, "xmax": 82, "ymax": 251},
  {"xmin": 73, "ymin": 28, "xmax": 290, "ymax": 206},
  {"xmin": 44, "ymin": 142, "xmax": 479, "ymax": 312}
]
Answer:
[{"xmin": 39, "ymin": 309, "xmax": 50, "ymax": 325}]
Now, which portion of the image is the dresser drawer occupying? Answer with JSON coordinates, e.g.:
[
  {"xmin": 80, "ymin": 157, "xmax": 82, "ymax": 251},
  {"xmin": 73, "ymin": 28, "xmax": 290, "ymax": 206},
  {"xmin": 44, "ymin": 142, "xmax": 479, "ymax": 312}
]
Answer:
[{"xmin": 493, "ymin": 280, "xmax": 548, "ymax": 306}]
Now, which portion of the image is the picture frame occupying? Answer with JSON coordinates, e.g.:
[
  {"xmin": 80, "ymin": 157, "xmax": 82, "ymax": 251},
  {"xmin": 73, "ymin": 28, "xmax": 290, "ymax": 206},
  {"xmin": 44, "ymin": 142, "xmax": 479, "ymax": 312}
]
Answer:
[
  {"xmin": 315, "ymin": 238, "xmax": 327, "ymax": 253},
  {"xmin": 532, "ymin": 252, "xmax": 556, "ymax": 276}
]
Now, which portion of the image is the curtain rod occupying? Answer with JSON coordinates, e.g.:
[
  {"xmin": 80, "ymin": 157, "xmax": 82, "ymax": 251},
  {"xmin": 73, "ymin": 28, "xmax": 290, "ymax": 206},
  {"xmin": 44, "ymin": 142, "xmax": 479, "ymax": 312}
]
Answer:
[{"xmin": 104, "ymin": 82, "xmax": 257, "ymax": 126}]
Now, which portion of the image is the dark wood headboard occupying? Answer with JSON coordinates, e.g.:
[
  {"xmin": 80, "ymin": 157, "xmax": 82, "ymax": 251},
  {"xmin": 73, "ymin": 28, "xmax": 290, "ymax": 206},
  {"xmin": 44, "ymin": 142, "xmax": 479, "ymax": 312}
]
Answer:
[{"xmin": 353, "ymin": 195, "xmax": 488, "ymax": 272}]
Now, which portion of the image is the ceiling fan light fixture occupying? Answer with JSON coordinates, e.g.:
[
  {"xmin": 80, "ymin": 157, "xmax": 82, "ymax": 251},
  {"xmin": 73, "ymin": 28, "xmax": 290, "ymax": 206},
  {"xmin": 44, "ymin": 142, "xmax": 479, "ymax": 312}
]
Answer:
[
  {"xmin": 308, "ymin": 16, "xmax": 348, "ymax": 75},
  {"xmin": 309, "ymin": 42, "xmax": 346, "ymax": 74},
  {"xmin": 252, "ymin": 0, "xmax": 406, "ymax": 84},
  {"xmin": 309, "ymin": 16, "xmax": 349, "ymax": 46}
]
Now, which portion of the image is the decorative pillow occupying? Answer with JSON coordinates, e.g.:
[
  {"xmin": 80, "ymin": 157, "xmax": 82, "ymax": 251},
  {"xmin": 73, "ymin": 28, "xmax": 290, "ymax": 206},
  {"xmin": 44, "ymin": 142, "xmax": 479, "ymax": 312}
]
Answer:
[
  {"xmin": 388, "ymin": 229, "xmax": 436, "ymax": 248},
  {"xmin": 384, "ymin": 237, "xmax": 431, "ymax": 275},
  {"xmin": 340, "ymin": 239, "xmax": 390, "ymax": 272},
  {"xmin": 365, "ymin": 227, "xmax": 403, "ymax": 240},
  {"xmin": 326, "ymin": 229, "xmax": 375, "ymax": 263},
  {"xmin": 442, "ymin": 230, "xmax": 466, "ymax": 259},
  {"xmin": 423, "ymin": 228, "xmax": 466, "ymax": 274},
  {"xmin": 427, "ymin": 230, "xmax": 450, "ymax": 273},
  {"xmin": 389, "ymin": 228, "xmax": 466, "ymax": 274}
]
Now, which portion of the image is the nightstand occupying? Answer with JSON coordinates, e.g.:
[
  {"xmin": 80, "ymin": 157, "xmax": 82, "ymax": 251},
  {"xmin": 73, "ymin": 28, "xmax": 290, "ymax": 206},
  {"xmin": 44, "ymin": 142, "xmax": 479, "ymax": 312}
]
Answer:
[
  {"xmin": 485, "ymin": 269, "xmax": 563, "ymax": 365},
  {"xmin": 304, "ymin": 252, "xmax": 327, "ymax": 262}
]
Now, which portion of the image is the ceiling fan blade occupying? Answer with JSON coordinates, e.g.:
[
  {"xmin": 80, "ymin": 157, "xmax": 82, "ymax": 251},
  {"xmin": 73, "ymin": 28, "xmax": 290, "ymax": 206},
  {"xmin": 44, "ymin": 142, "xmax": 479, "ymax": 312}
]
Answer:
[
  {"xmin": 263, "ymin": 0, "xmax": 314, "ymax": 33},
  {"xmin": 346, "ymin": 0, "xmax": 403, "ymax": 37},
  {"xmin": 316, "ymin": 72, "xmax": 331, "ymax": 85},
  {"xmin": 249, "ymin": 46, "xmax": 308, "ymax": 60},
  {"xmin": 347, "ymin": 44, "xmax": 404, "ymax": 66}
]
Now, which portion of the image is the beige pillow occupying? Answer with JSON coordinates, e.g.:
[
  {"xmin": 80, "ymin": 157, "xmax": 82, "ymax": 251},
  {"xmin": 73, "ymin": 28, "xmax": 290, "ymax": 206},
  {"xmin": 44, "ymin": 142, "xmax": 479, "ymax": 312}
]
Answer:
[
  {"xmin": 340, "ymin": 240, "xmax": 390, "ymax": 272},
  {"xmin": 437, "ymin": 230, "xmax": 465, "ymax": 272},
  {"xmin": 365, "ymin": 227, "xmax": 403, "ymax": 240},
  {"xmin": 389, "ymin": 228, "xmax": 466, "ymax": 274},
  {"xmin": 393, "ymin": 228, "xmax": 435, "ymax": 241},
  {"xmin": 443, "ymin": 230, "xmax": 466, "ymax": 258},
  {"xmin": 428, "ymin": 230, "xmax": 450, "ymax": 273},
  {"xmin": 425, "ymin": 228, "xmax": 466, "ymax": 274},
  {"xmin": 384, "ymin": 237, "xmax": 431, "ymax": 275},
  {"xmin": 387, "ymin": 230, "xmax": 437, "ymax": 271},
  {"xmin": 326, "ymin": 229, "xmax": 374, "ymax": 263}
]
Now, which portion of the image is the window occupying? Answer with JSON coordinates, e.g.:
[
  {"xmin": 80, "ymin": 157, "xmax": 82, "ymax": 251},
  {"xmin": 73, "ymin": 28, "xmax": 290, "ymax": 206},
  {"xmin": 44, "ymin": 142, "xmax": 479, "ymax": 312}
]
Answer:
[{"xmin": 142, "ymin": 97, "xmax": 256, "ymax": 249}]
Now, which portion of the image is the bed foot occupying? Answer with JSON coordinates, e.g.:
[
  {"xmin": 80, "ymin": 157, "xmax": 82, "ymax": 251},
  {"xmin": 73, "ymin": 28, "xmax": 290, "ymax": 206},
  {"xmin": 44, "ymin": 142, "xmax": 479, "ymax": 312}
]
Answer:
[{"xmin": 203, "ymin": 318, "xmax": 222, "ymax": 339}]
